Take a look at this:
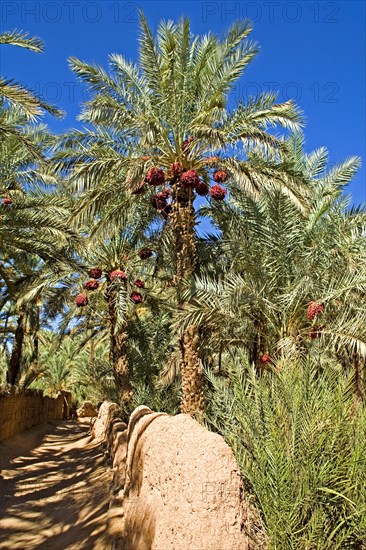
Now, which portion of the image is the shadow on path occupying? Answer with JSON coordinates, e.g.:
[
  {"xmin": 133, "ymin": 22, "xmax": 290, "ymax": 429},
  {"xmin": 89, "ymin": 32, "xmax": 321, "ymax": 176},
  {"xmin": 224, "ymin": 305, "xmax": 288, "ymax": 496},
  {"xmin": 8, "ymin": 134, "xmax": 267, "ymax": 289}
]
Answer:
[{"xmin": 0, "ymin": 421, "xmax": 111, "ymax": 549}]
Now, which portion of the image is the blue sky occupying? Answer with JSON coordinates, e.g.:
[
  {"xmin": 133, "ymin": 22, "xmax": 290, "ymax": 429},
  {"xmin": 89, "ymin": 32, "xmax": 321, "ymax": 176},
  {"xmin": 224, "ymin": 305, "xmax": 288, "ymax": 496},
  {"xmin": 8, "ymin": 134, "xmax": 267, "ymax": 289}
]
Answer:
[{"xmin": 1, "ymin": 0, "xmax": 365, "ymax": 203}]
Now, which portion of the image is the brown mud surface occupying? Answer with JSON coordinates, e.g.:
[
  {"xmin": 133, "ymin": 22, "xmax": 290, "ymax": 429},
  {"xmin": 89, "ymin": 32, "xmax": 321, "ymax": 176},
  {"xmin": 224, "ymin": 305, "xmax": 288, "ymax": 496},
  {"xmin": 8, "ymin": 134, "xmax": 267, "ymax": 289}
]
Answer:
[{"xmin": 0, "ymin": 421, "xmax": 111, "ymax": 549}]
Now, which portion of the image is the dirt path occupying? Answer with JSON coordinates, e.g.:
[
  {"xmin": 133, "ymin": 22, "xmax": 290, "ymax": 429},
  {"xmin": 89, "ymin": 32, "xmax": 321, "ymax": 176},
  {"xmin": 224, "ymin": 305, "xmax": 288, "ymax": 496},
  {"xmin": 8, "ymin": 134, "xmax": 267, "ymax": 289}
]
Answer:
[{"xmin": 0, "ymin": 421, "xmax": 111, "ymax": 549}]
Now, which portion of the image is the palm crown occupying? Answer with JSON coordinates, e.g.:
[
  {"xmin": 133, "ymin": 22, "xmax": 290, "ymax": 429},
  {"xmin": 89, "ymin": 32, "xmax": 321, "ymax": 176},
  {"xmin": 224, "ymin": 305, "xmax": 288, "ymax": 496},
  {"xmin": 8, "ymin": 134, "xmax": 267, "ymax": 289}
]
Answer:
[{"xmin": 57, "ymin": 14, "xmax": 305, "ymax": 223}]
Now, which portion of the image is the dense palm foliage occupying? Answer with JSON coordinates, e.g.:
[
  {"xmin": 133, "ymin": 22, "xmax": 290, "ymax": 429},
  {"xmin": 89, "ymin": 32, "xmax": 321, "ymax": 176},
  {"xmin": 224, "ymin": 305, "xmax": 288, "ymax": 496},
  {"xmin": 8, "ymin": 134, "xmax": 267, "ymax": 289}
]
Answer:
[
  {"xmin": 1, "ymin": 15, "xmax": 365, "ymax": 547},
  {"xmin": 183, "ymin": 136, "xmax": 366, "ymax": 373},
  {"xmin": 207, "ymin": 357, "xmax": 366, "ymax": 549},
  {"xmin": 53, "ymin": 13, "xmax": 308, "ymax": 415},
  {"xmin": 0, "ymin": 110, "xmax": 79, "ymax": 384}
]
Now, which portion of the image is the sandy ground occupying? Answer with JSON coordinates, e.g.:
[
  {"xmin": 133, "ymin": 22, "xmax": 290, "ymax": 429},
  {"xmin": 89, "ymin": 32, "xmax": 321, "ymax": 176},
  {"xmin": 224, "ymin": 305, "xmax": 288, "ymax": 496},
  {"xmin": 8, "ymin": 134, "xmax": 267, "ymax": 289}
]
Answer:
[{"xmin": 0, "ymin": 421, "xmax": 111, "ymax": 549}]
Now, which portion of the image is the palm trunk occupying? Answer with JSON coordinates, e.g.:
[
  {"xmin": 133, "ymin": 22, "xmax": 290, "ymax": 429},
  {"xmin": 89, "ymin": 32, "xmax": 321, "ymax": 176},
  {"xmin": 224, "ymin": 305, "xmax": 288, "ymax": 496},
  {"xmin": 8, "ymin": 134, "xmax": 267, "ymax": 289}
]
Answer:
[
  {"xmin": 32, "ymin": 332, "xmax": 39, "ymax": 369},
  {"xmin": 172, "ymin": 185, "xmax": 205, "ymax": 417},
  {"xmin": 2, "ymin": 311, "xmax": 10, "ymax": 351},
  {"xmin": 180, "ymin": 325, "xmax": 205, "ymax": 414},
  {"xmin": 107, "ymin": 285, "xmax": 132, "ymax": 409},
  {"xmin": 31, "ymin": 304, "xmax": 40, "ymax": 370},
  {"xmin": 90, "ymin": 335, "xmax": 95, "ymax": 383},
  {"xmin": 7, "ymin": 310, "xmax": 25, "ymax": 385},
  {"xmin": 172, "ymin": 186, "xmax": 196, "ymax": 286},
  {"xmin": 113, "ymin": 330, "xmax": 131, "ymax": 403}
]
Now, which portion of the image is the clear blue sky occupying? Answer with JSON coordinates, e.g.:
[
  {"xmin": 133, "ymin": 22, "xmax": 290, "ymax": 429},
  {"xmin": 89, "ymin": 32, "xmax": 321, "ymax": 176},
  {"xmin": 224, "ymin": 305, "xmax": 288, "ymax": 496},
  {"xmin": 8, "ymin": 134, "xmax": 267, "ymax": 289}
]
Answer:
[{"xmin": 1, "ymin": 0, "xmax": 365, "ymax": 203}]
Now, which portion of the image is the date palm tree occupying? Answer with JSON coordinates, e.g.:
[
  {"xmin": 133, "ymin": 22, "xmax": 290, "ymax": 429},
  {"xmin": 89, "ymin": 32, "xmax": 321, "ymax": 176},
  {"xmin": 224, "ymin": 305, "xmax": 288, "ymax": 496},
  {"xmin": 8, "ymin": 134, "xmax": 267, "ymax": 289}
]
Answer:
[
  {"xmin": 32, "ymin": 203, "xmax": 165, "ymax": 412},
  {"xmin": 182, "ymin": 135, "xmax": 366, "ymax": 396},
  {"xmin": 55, "ymin": 12, "xmax": 306, "ymax": 415},
  {"xmin": 0, "ymin": 112, "xmax": 79, "ymax": 385},
  {"xmin": 72, "ymin": 228, "xmax": 154, "ymax": 408}
]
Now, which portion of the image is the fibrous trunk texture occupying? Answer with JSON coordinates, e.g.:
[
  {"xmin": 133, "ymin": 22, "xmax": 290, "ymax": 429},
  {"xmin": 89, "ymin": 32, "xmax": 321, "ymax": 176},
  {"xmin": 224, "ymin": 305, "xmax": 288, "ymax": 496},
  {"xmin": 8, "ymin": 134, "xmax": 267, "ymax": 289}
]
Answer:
[
  {"xmin": 171, "ymin": 184, "xmax": 205, "ymax": 417},
  {"xmin": 30, "ymin": 304, "xmax": 40, "ymax": 371},
  {"xmin": 90, "ymin": 335, "xmax": 95, "ymax": 382},
  {"xmin": 107, "ymin": 286, "xmax": 132, "ymax": 411},
  {"xmin": 7, "ymin": 310, "xmax": 25, "ymax": 385},
  {"xmin": 180, "ymin": 325, "xmax": 205, "ymax": 416},
  {"xmin": 171, "ymin": 185, "xmax": 196, "ymax": 285},
  {"xmin": 114, "ymin": 330, "xmax": 131, "ymax": 405}
]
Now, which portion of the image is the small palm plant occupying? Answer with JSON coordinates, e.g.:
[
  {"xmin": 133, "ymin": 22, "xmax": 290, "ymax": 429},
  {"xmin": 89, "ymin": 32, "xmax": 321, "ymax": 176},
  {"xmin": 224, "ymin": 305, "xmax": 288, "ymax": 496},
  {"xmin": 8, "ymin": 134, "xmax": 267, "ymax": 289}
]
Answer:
[
  {"xmin": 29, "ymin": 333, "xmax": 114, "ymax": 404},
  {"xmin": 206, "ymin": 356, "xmax": 366, "ymax": 548}
]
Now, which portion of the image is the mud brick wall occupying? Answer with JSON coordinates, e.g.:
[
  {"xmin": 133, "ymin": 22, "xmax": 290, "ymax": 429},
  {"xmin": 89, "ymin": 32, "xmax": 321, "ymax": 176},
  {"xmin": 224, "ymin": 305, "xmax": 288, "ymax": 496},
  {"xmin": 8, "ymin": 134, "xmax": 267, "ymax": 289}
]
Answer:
[
  {"xmin": 0, "ymin": 390, "xmax": 71, "ymax": 441},
  {"xmin": 94, "ymin": 404, "xmax": 254, "ymax": 550}
]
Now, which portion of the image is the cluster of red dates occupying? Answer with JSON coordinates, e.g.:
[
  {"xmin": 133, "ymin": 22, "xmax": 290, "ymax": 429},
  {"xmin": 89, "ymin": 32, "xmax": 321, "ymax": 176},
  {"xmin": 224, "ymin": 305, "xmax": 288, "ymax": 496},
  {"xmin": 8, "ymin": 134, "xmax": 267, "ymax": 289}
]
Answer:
[
  {"xmin": 74, "ymin": 249, "xmax": 153, "ymax": 308},
  {"xmin": 133, "ymin": 154, "xmax": 229, "ymax": 219}
]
